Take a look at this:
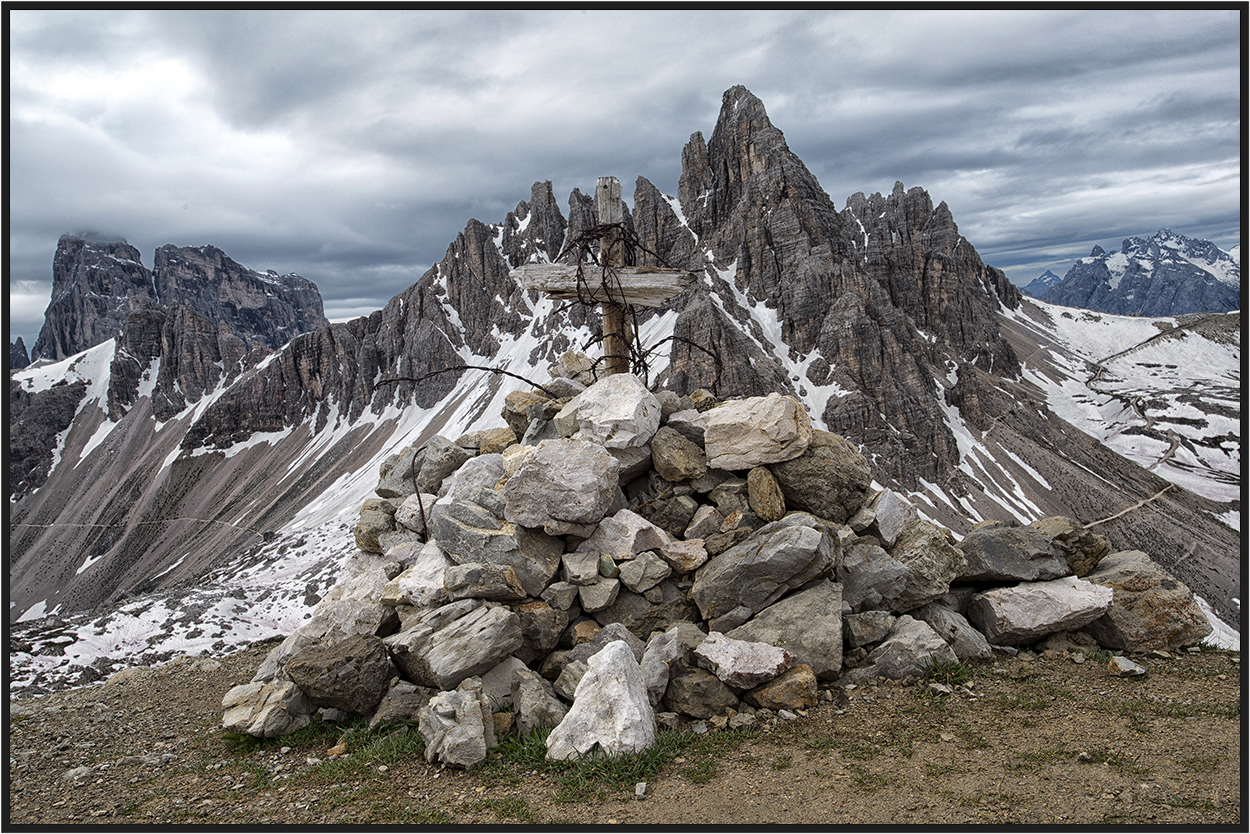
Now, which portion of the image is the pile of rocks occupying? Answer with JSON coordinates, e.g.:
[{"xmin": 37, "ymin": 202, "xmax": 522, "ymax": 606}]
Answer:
[{"xmin": 222, "ymin": 358, "xmax": 1213, "ymax": 768}]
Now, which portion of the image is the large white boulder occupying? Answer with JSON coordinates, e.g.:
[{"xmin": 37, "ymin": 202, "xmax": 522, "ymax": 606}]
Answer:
[
  {"xmin": 702, "ymin": 393, "xmax": 812, "ymax": 470},
  {"xmin": 545, "ymin": 640, "xmax": 656, "ymax": 760},
  {"xmin": 967, "ymin": 575, "xmax": 1114, "ymax": 645},
  {"xmin": 553, "ymin": 374, "xmax": 661, "ymax": 450}
]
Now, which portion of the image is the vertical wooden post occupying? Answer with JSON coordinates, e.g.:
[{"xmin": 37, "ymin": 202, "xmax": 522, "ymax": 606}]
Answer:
[{"xmin": 596, "ymin": 176, "xmax": 632, "ymax": 376}]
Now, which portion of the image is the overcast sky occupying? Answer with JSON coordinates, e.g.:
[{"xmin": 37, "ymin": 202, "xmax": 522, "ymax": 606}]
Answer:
[{"xmin": 8, "ymin": 9, "xmax": 1242, "ymax": 350}]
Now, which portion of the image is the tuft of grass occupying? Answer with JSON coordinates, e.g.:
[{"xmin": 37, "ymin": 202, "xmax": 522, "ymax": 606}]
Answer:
[
  {"xmin": 484, "ymin": 726, "xmax": 696, "ymax": 804},
  {"xmin": 848, "ymin": 764, "xmax": 888, "ymax": 792},
  {"xmin": 1005, "ymin": 746, "xmax": 1071, "ymax": 772},
  {"xmin": 924, "ymin": 657, "xmax": 973, "ymax": 686},
  {"xmin": 955, "ymin": 726, "xmax": 989, "ymax": 750}
]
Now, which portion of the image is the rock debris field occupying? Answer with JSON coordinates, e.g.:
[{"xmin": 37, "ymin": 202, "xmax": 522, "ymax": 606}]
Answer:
[{"xmin": 8, "ymin": 368, "xmax": 1241, "ymax": 825}]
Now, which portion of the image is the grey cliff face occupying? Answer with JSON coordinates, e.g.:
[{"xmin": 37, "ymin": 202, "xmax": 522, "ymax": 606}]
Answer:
[
  {"xmin": 32, "ymin": 235, "xmax": 155, "ymax": 362},
  {"xmin": 1039, "ymin": 230, "xmax": 1240, "ymax": 316},
  {"xmin": 31, "ymin": 235, "xmax": 330, "ymax": 364},
  {"xmin": 152, "ymin": 244, "xmax": 329, "ymax": 351}
]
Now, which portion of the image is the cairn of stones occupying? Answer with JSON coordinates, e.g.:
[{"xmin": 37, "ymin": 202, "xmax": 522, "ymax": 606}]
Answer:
[{"xmin": 222, "ymin": 352, "xmax": 1214, "ymax": 768}]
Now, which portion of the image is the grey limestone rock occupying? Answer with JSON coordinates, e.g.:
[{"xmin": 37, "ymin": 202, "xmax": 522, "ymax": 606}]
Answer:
[
  {"xmin": 956, "ymin": 521, "xmax": 1069, "ymax": 583},
  {"xmin": 546, "ymin": 641, "xmax": 656, "ymax": 760},
  {"xmin": 1081, "ymin": 550, "xmax": 1213, "ymax": 651},
  {"xmin": 702, "ymin": 393, "xmax": 812, "ymax": 470},
  {"xmin": 385, "ymin": 602, "xmax": 523, "ymax": 690},
  {"xmin": 966, "ymin": 575, "xmax": 1114, "ymax": 646},
  {"xmin": 690, "ymin": 517, "xmax": 837, "ymax": 626},
  {"xmin": 727, "ymin": 579, "xmax": 843, "ymax": 680},
  {"xmin": 504, "ymin": 438, "xmax": 621, "ymax": 536}
]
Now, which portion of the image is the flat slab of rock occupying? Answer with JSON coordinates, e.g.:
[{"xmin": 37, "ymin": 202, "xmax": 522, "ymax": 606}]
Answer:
[
  {"xmin": 385, "ymin": 602, "xmax": 523, "ymax": 690},
  {"xmin": 546, "ymin": 641, "xmax": 657, "ymax": 760},
  {"xmin": 694, "ymin": 632, "xmax": 793, "ymax": 689},
  {"xmin": 956, "ymin": 522, "xmax": 1069, "ymax": 583},
  {"xmin": 967, "ymin": 575, "xmax": 1114, "ymax": 646},
  {"xmin": 702, "ymin": 393, "xmax": 812, "ymax": 470},
  {"xmin": 443, "ymin": 562, "xmax": 528, "ymax": 601},
  {"xmin": 727, "ymin": 579, "xmax": 843, "ymax": 680}
]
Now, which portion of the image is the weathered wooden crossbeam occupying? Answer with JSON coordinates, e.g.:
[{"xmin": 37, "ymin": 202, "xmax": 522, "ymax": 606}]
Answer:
[{"xmin": 511, "ymin": 263, "xmax": 696, "ymax": 308}]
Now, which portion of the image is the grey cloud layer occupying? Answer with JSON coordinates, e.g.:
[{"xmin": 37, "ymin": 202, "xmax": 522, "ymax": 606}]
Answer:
[{"xmin": 7, "ymin": 9, "xmax": 1240, "ymax": 348}]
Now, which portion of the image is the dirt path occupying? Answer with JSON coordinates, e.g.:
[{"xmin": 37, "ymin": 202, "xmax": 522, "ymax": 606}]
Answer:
[{"xmin": 7, "ymin": 638, "xmax": 1242, "ymax": 826}]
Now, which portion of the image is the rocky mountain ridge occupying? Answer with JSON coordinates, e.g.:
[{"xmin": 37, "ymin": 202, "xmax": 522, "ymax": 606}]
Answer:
[
  {"xmin": 29, "ymin": 234, "xmax": 329, "ymax": 363},
  {"xmin": 8, "ymin": 87, "xmax": 1239, "ymax": 685},
  {"xmin": 1030, "ymin": 229, "xmax": 1240, "ymax": 317}
]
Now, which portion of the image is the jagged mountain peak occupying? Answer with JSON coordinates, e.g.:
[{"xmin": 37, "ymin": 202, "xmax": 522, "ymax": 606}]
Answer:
[{"xmin": 1020, "ymin": 269, "xmax": 1063, "ymax": 299}]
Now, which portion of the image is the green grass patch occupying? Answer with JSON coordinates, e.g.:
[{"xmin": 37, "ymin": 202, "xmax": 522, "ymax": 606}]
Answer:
[
  {"xmin": 1181, "ymin": 755, "xmax": 1223, "ymax": 773},
  {"xmin": 466, "ymin": 796, "xmax": 539, "ymax": 823},
  {"xmin": 848, "ymin": 764, "xmax": 888, "ymax": 792},
  {"xmin": 924, "ymin": 658, "xmax": 973, "ymax": 686},
  {"xmin": 481, "ymin": 726, "xmax": 702, "ymax": 803}
]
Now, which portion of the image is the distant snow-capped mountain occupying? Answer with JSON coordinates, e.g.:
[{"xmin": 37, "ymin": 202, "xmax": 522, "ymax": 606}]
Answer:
[
  {"xmin": 1038, "ymin": 229, "xmax": 1240, "ymax": 316},
  {"xmin": 1020, "ymin": 269, "xmax": 1063, "ymax": 299}
]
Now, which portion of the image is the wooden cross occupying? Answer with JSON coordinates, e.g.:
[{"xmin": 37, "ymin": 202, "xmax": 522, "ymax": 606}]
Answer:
[{"xmin": 511, "ymin": 176, "xmax": 696, "ymax": 376}]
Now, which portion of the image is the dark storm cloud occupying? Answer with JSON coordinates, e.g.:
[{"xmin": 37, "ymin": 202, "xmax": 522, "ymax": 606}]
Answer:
[{"xmin": 7, "ymin": 9, "xmax": 1240, "ymax": 350}]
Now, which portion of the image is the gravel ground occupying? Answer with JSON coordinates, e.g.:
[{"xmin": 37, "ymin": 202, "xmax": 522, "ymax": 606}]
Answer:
[{"xmin": 6, "ymin": 637, "xmax": 1242, "ymax": 826}]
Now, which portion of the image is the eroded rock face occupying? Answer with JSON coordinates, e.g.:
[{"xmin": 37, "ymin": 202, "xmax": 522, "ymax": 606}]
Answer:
[
  {"xmin": 385, "ymin": 602, "xmax": 523, "ymax": 691},
  {"xmin": 767, "ymin": 430, "xmax": 872, "ymax": 525},
  {"xmin": 554, "ymin": 374, "xmax": 660, "ymax": 451},
  {"xmin": 693, "ymin": 632, "xmax": 793, "ymax": 689},
  {"xmin": 690, "ymin": 516, "xmax": 837, "ymax": 630},
  {"xmin": 727, "ymin": 580, "xmax": 843, "ymax": 680},
  {"xmin": 33, "ymin": 236, "xmax": 155, "ymax": 362},
  {"xmin": 887, "ymin": 519, "xmax": 968, "ymax": 613},
  {"xmin": 285, "ymin": 634, "xmax": 390, "ymax": 715},
  {"xmin": 957, "ymin": 522, "xmax": 1069, "ymax": 583},
  {"xmin": 1081, "ymin": 550, "xmax": 1212, "ymax": 651}
]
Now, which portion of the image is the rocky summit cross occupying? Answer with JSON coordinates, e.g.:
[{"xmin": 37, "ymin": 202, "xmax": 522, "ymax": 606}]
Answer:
[{"xmin": 511, "ymin": 176, "xmax": 696, "ymax": 376}]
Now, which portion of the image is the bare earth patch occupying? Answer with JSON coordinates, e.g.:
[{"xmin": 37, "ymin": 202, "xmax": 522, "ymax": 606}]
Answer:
[{"xmin": 8, "ymin": 638, "xmax": 1241, "ymax": 826}]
